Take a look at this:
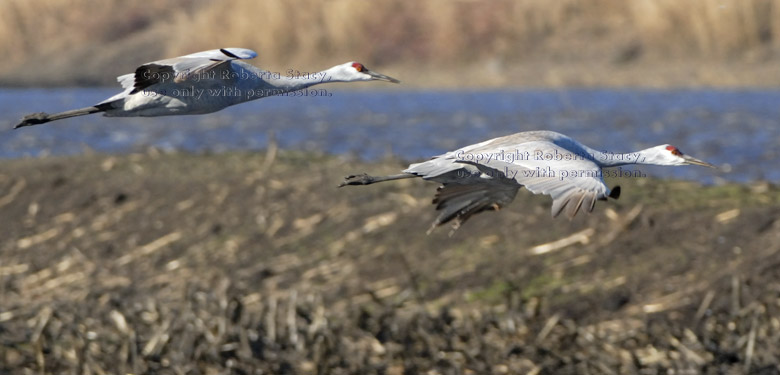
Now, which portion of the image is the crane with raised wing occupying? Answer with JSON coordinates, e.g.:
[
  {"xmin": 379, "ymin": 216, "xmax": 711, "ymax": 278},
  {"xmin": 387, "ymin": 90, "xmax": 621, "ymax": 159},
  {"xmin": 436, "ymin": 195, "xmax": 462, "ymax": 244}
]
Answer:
[{"xmin": 14, "ymin": 48, "xmax": 399, "ymax": 129}]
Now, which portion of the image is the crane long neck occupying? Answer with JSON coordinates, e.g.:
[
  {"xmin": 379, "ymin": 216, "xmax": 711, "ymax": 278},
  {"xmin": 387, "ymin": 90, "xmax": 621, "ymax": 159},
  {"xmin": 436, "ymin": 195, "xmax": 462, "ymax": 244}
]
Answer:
[
  {"xmin": 584, "ymin": 146, "xmax": 653, "ymax": 167},
  {"xmin": 237, "ymin": 64, "xmax": 333, "ymax": 95},
  {"xmin": 269, "ymin": 71, "xmax": 332, "ymax": 91}
]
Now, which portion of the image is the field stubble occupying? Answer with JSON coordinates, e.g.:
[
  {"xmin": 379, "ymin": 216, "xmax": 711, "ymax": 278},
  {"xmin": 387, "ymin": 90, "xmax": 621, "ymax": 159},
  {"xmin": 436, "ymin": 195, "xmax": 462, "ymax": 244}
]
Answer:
[{"xmin": 1, "ymin": 149, "xmax": 779, "ymax": 373}]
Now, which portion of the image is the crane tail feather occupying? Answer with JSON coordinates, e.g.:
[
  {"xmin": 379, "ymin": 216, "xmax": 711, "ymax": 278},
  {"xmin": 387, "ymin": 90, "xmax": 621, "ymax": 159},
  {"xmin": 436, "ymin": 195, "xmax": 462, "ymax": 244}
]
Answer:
[
  {"xmin": 585, "ymin": 194, "xmax": 597, "ymax": 213},
  {"xmin": 551, "ymin": 190, "xmax": 600, "ymax": 219},
  {"xmin": 609, "ymin": 186, "xmax": 621, "ymax": 199}
]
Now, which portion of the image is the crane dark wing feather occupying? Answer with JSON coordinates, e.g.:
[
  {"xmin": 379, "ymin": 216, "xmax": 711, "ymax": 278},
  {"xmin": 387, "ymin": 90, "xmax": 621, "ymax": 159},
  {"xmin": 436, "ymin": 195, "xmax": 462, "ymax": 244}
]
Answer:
[
  {"xmin": 124, "ymin": 48, "xmax": 258, "ymax": 94},
  {"xmin": 130, "ymin": 64, "xmax": 175, "ymax": 94},
  {"xmin": 584, "ymin": 192, "xmax": 597, "ymax": 212},
  {"xmin": 430, "ymin": 182, "xmax": 519, "ymax": 232},
  {"xmin": 551, "ymin": 190, "xmax": 596, "ymax": 219},
  {"xmin": 456, "ymin": 156, "xmax": 610, "ymax": 219}
]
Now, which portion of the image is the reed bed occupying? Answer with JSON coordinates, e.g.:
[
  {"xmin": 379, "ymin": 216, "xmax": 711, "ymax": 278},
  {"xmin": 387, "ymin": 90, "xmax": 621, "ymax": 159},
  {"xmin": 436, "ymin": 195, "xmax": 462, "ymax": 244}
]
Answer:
[{"xmin": 2, "ymin": 0, "xmax": 780, "ymax": 86}]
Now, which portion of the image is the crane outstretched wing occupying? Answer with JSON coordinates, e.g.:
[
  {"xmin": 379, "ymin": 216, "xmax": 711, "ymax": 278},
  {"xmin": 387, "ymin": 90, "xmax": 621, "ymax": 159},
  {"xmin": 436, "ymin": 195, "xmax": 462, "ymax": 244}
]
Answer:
[
  {"xmin": 464, "ymin": 160, "xmax": 609, "ymax": 218},
  {"xmin": 427, "ymin": 181, "xmax": 519, "ymax": 233},
  {"xmin": 450, "ymin": 141, "xmax": 613, "ymax": 219},
  {"xmin": 116, "ymin": 48, "xmax": 258, "ymax": 94}
]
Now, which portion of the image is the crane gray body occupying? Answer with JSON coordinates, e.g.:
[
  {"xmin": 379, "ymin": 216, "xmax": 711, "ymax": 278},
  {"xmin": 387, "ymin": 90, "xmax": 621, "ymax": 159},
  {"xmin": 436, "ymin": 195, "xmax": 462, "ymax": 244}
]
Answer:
[
  {"xmin": 14, "ymin": 48, "xmax": 398, "ymax": 128},
  {"xmin": 342, "ymin": 130, "xmax": 715, "ymax": 233}
]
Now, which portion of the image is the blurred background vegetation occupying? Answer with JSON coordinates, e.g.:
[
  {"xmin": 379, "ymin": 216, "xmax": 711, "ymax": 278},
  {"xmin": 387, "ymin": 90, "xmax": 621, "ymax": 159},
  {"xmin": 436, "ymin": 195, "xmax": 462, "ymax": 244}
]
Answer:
[
  {"xmin": 4, "ymin": 1, "xmax": 780, "ymax": 373},
  {"xmin": 2, "ymin": 0, "xmax": 780, "ymax": 88}
]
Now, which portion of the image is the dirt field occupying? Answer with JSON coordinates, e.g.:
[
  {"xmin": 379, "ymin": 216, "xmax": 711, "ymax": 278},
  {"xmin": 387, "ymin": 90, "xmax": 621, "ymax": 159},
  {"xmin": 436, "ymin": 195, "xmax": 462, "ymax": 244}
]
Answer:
[{"xmin": 1, "ymin": 150, "xmax": 779, "ymax": 374}]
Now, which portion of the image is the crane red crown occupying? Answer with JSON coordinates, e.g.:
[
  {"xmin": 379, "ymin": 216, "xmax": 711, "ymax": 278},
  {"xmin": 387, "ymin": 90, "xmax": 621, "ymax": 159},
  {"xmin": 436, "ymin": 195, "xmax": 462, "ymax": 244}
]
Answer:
[
  {"xmin": 351, "ymin": 62, "xmax": 364, "ymax": 72},
  {"xmin": 665, "ymin": 145, "xmax": 682, "ymax": 156}
]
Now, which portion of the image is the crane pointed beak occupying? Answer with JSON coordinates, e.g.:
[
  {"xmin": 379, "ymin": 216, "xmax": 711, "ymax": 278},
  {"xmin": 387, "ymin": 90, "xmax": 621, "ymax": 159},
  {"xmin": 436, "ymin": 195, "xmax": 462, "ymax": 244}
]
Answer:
[
  {"xmin": 683, "ymin": 154, "xmax": 717, "ymax": 169},
  {"xmin": 365, "ymin": 69, "xmax": 400, "ymax": 83}
]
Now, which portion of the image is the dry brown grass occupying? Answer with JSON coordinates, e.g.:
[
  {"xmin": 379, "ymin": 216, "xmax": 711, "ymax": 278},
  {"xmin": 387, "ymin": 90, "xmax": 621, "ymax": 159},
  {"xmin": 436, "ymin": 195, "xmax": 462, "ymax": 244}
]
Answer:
[
  {"xmin": 628, "ymin": 0, "xmax": 780, "ymax": 58},
  {"xmin": 0, "ymin": 0, "xmax": 190, "ymax": 65},
  {"xmin": 2, "ymin": 0, "xmax": 780, "ymax": 86}
]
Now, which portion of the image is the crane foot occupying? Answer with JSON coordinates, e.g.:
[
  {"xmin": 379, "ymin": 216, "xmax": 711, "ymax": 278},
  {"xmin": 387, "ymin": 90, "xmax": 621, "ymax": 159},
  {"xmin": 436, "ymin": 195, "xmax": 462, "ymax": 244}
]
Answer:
[
  {"xmin": 14, "ymin": 112, "xmax": 51, "ymax": 129},
  {"xmin": 339, "ymin": 173, "xmax": 376, "ymax": 187}
]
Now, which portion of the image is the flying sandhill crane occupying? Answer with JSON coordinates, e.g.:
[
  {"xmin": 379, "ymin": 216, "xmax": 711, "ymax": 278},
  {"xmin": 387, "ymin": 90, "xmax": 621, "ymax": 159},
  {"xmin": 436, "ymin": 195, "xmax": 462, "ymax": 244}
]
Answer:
[
  {"xmin": 14, "ymin": 48, "xmax": 399, "ymax": 129},
  {"xmin": 340, "ymin": 130, "xmax": 716, "ymax": 234}
]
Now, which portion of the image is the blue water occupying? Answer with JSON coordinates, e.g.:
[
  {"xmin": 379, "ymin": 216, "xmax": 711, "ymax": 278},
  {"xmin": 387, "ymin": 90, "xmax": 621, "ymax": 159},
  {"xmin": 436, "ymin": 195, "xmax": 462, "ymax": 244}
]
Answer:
[{"xmin": 1, "ymin": 88, "xmax": 778, "ymax": 183}]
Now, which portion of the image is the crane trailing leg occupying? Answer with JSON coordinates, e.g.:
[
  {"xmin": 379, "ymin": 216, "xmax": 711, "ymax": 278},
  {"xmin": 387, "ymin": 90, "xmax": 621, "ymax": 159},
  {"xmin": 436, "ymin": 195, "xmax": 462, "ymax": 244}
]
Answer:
[
  {"xmin": 338, "ymin": 173, "xmax": 416, "ymax": 187},
  {"xmin": 14, "ymin": 103, "xmax": 113, "ymax": 129},
  {"xmin": 340, "ymin": 172, "xmax": 520, "ymax": 236}
]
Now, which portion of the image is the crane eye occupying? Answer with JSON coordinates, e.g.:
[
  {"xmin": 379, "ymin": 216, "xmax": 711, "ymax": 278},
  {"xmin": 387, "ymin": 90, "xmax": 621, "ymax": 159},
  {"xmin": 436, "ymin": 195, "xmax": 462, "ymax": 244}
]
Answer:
[{"xmin": 351, "ymin": 62, "xmax": 364, "ymax": 72}]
